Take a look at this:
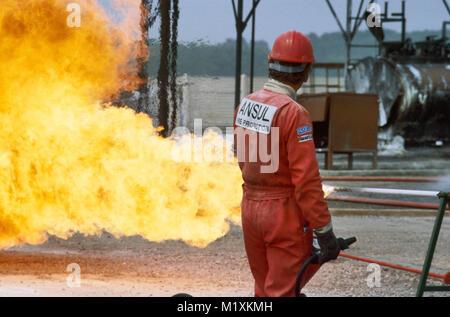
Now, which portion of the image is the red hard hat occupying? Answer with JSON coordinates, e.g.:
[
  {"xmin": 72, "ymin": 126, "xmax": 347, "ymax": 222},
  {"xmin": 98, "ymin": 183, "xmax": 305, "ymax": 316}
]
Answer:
[{"xmin": 268, "ymin": 30, "xmax": 315, "ymax": 64}]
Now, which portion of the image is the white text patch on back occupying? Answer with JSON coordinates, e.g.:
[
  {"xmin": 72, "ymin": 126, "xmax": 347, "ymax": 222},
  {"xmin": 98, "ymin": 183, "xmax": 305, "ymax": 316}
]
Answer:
[{"xmin": 235, "ymin": 98, "xmax": 277, "ymax": 134}]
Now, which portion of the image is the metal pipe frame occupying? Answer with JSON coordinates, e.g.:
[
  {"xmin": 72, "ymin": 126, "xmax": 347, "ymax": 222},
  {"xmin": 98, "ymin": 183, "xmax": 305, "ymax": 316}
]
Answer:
[
  {"xmin": 232, "ymin": 0, "xmax": 261, "ymax": 109},
  {"xmin": 443, "ymin": 0, "xmax": 450, "ymax": 16},
  {"xmin": 329, "ymin": 185, "xmax": 440, "ymax": 197},
  {"xmin": 321, "ymin": 176, "xmax": 441, "ymax": 182},
  {"xmin": 324, "ymin": 0, "xmax": 370, "ymax": 87},
  {"xmin": 340, "ymin": 253, "xmax": 449, "ymax": 282},
  {"xmin": 325, "ymin": 195, "xmax": 447, "ymax": 210},
  {"xmin": 416, "ymin": 192, "xmax": 450, "ymax": 296}
]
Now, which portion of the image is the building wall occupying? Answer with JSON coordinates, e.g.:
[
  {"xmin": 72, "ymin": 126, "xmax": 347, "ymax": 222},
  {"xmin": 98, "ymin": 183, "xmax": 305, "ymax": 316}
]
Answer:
[
  {"xmin": 184, "ymin": 76, "xmax": 267, "ymax": 131},
  {"xmin": 182, "ymin": 75, "xmax": 343, "ymax": 132}
]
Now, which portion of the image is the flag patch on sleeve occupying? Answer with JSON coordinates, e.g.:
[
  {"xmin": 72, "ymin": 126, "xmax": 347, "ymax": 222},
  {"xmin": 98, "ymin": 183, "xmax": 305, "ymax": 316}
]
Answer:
[
  {"xmin": 299, "ymin": 133, "xmax": 313, "ymax": 143},
  {"xmin": 296, "ymin": 125, "xmax": 312, "ymax": 135},
  {"xmin": 297, "ymin": 125, "xmax": 313, "ymax": 143}
]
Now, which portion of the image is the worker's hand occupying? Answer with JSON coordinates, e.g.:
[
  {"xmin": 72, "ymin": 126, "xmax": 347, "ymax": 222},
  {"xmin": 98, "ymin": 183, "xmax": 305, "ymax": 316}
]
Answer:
[{"xmin": 315, "ymin": 229, "xmax": 340, "ymax": 265}]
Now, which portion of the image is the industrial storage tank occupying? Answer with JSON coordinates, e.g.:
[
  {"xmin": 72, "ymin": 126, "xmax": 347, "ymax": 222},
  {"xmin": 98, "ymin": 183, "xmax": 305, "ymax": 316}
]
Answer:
[
  {"xmin": 346, "ymin": 12, "xmax": 450, "ymax": 148},
  {"xmin": 348, "ymin": 57, "xmax": 449, "ymax": 145}
]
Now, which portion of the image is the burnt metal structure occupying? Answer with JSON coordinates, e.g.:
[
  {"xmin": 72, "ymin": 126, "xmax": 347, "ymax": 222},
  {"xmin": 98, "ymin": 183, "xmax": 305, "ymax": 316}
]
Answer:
[
  {"xmin": 326, "ymin": 0, "xmax": 450, "ymax": 144},
  {"xmin": 232, "ymin": 0, "xmax": 260, "ymax": 109},
  {"xmin": 348, "ymin": 56, "xmax": 450, "ymax": 144}
]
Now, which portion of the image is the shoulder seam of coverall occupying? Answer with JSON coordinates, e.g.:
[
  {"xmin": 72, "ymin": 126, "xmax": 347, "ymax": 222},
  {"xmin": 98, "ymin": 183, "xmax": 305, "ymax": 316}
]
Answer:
[{"xmin": 279, "ymin": 101, "xmax": 305, "ymax": 138}]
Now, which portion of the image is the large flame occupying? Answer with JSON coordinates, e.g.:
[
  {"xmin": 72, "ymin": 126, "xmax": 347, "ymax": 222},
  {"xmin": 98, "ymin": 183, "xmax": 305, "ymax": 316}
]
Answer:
[{"xmin": 0, "ymin": 0, "xmax": 242, "ymax": 248}]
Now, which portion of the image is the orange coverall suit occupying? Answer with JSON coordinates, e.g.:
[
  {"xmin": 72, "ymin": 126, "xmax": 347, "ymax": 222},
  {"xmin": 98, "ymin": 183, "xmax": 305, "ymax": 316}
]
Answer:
[{"xmin": 234, "ymin": 81, "xmax": 331, "ymax": 297}]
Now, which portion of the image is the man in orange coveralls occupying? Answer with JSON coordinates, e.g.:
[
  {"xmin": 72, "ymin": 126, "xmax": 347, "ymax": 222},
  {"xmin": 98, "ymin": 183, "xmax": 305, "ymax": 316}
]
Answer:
[{"xmin": 234, "ymin": 30, "xmax": 340, "ymax": 297}]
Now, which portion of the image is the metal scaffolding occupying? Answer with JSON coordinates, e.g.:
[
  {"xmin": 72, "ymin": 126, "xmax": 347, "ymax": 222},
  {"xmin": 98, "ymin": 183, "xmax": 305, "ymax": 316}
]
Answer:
[
  {"xmin": 231, "ymin": 0, "xmax": 260, "ymax": 109},
  {"xmin": 324, "ymin": 0, "xmax": 373, "ymax": 86},
  {"xmin": 230, "ymin": 0, "xmax": 449, "ymax": 106}
]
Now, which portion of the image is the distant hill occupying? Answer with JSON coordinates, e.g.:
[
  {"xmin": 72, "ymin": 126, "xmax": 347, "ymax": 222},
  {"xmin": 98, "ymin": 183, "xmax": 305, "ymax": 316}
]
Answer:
[{"xmin": 146, "ymin": 28, "xmax": 443, "ymax": 77}]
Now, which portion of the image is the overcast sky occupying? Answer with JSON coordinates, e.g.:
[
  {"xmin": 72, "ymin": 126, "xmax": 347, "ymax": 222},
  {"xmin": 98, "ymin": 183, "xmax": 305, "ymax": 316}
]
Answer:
[{"xmin": 170, "ymin": 0, "xmax": 449, "ymax": 45}]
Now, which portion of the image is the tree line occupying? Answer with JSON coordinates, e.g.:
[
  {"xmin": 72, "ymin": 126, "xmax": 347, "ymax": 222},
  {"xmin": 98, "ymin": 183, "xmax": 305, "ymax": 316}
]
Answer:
[{"xmin": 145, "ymin": 28, "xmax": 441, "ymax": 77}]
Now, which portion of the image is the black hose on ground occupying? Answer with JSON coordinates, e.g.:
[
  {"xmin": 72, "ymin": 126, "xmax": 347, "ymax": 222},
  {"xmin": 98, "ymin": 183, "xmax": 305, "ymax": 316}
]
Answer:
[{"xmin": 295, "ymin": 237, "xmax": 357, "ymax": 297}]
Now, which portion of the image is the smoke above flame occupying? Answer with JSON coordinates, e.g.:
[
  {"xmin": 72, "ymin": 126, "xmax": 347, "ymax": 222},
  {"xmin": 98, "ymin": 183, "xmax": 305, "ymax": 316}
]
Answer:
[{"xmin": 0, "ymin": 0, "xmax": 242, "ymax": 248}]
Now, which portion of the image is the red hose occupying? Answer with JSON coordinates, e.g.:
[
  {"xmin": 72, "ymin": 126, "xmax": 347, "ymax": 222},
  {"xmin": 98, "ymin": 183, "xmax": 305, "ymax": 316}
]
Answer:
[
  {"xmin": 322, "ymin": 176, "xmax": 440, "ymax": 182},
  {"xmin": 340, "ymin": 252, "xmax": 450, "ymax": 283},
  {"xmin": 326, "ymin": 195, "xmax": 449, "ymax": 210}
]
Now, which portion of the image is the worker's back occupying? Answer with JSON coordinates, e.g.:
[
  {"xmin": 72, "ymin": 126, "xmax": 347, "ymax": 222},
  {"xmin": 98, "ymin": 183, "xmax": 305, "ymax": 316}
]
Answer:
[
  {"xmin": 234, "ymin": 88, "xmax": 320, "ymax": 185},
  {"xmin": 233, "ymin": 86, "xmax": 330, "ymax": 229}
]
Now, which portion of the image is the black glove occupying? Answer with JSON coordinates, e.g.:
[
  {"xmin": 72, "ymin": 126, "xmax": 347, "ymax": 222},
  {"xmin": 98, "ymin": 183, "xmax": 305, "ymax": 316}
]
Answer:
[{"xmin": 315, "ymin": 229, "xmax": 340, "ymax": 265}]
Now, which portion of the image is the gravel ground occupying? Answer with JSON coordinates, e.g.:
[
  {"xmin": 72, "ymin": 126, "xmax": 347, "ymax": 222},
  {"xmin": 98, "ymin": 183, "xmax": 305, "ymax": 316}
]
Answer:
[
  {"xmin": 303, "ymin": 215, "xmax": 450, "ymax": 297},
  {"xmin": 0, "ymin": 215, "xmax": 448, "ymax": 297}
]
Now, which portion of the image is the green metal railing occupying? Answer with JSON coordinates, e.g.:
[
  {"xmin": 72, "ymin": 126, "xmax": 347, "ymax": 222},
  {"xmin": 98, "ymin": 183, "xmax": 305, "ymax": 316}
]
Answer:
[{"xmin": 416, "ymin": 192, "xmax": 450, "ymax": 297}]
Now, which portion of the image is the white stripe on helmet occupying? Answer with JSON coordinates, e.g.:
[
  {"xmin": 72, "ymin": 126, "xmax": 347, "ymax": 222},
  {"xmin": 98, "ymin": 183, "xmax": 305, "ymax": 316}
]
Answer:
[{"xmin": 268, "ymin": 61, "xmax": 307, "ymax": 73}]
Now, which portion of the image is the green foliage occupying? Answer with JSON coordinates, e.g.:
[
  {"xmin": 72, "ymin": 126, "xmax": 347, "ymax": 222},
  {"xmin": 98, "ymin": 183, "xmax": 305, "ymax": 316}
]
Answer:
[
  {"xmin": 146, "ymin": 29, "xmax": 442, "ymax": 77},
  {"xmin": 147, "ymin": 38, "xmax": 270, "ymax": 76}
]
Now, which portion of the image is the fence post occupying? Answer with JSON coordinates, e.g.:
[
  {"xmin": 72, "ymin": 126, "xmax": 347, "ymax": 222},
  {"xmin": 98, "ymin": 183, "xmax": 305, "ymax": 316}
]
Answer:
[
  {"xmin": 240, "ymin": 74, "xmax": 249, "ymax": 100},
  {"xmin": 148, "ymin": 79, "xmax": 160, "ymax": 128},
  {"xmin": 179, "ymin": 73, "xmax": 190, "ymax": 128}
]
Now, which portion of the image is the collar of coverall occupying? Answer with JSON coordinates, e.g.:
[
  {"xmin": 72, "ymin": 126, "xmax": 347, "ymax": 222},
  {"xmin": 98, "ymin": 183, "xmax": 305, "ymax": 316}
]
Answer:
[{"xmin": 263, "ymin": 78, "xmax": 298, "ymax": 100}]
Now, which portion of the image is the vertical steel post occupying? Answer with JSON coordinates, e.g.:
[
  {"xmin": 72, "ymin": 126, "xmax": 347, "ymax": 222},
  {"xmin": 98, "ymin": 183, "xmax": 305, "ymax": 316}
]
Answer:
[
  {"xmin": 250, "ymin": 0, "xmax": 256, "ymax": 93},
  {"xmin": 337, "ymin": 68, "xmax": 341, "ymax": 92},
  {"xmin": 234, "ymin": 0, "xmax": 243, "ymax": 109},
  {"xmin": 158, "ymin": 0, "xmax": 171, "ymax": 137},
  {"xmin": 416, "ymin": 192, "xmax": 449, "ymax": 297},
  {"xmin": 401, "ymin": 0, "xmax": 406, "ymax": 43},
  {"xmin": 137, "ymin": 0, "xmax": 149, "ymax": 114},
  {"xmin": 233, "ymin": 0, "xmax": 260, "ymax": 108},
  {"xmin": 344, "ymin": 0, "xmax": 352, "ymax": 88}
]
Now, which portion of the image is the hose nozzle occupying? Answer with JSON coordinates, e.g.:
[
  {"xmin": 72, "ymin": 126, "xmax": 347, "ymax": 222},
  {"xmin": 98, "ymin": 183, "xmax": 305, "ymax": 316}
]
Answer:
[{"xmin": 338, "ymin": 237, "xmax": 357, "ymax": 251}]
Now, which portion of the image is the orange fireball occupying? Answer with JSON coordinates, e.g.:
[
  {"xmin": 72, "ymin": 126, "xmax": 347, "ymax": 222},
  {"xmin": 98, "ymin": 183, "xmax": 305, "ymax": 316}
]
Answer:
[{"xmin": 0, "ymin": 0, "xmax": 242, "ymax": 248}]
